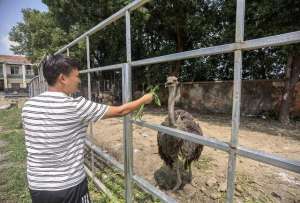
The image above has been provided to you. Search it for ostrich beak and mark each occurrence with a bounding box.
[165,81,174,88]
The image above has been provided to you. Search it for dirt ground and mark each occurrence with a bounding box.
[89,109,300,203]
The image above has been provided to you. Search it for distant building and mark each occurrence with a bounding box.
[0,55,37,96]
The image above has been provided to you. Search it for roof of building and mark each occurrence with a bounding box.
[0,55,32,65]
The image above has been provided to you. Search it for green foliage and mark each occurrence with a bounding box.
[221,0,300,80]
[88,165,161,202]
[9,9,71,62]
[8,0,299,81]
[133,85,161,120]
[0,108,31,203]
[0,107,22,130]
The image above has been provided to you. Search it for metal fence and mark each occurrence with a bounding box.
[28,0,300,202]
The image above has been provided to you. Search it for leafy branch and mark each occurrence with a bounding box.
[133,85,161,120]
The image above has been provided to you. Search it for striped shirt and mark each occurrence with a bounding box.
[22,91,108,191]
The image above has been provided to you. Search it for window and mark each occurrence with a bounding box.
[10,65,20,75]
[26,66,34,75]
[11,83,20,89]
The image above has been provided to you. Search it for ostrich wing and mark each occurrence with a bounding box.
[175,110,204,169]
[157,119,183,168]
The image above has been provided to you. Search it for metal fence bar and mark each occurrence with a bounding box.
[123,10,134,203]
[84,165,117,201]
[226,1,245,202]
[237,146,300,174]
[132,43,236,67]
[28,76,39,97]
[241,31,300,50]
[86,139,124,170]
[55,0,150,55]
[86,36,92,100]
[132,175,177,203]
[86,35,97,186]
[132,120,300,173]
[131,31,300,68]
[85,140,177,203]
[75,31,300,74]
[132,120,230,152]
[79,63,124,74]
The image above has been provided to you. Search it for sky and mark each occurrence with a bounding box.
[0,0,48,55]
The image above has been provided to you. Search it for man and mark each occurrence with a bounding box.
[22,54,153,203]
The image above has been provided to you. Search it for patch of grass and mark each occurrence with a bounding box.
[0,107,22,130]
[85,163,161,203]
[194,155,214,171]
[88,177,112,203]
[0,108,31,203]
[236,173,274,203]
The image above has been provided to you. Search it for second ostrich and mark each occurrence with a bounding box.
[157,76,204,191]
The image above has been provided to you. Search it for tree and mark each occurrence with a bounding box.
[218,0,300,124]
[9,9,73,62]
[244,0,300,124]
[9,0,299,123]
[143,0,223,77]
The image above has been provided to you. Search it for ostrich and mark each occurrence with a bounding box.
[157,76,204,191]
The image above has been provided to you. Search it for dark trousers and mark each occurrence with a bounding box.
[30,178,91,203]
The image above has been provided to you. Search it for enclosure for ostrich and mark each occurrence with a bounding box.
[27,0,300,202]
[85,105,300,202]
[78,69,300,202]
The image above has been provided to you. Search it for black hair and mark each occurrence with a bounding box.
[42,54,80,86]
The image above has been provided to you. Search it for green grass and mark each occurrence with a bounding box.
[86,163,161,203]
[194,155,214,171]
[88,176,112,203]
[0,107,31,203]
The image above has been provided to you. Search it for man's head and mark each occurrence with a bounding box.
[42,54,81,94]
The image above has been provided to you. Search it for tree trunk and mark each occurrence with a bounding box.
[170,19,184,77]
[279,54,300,125]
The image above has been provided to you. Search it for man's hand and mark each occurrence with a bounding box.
[103,93,154,118]
[142,93,153,104]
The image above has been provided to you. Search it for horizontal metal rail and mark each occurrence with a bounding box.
[55,0,150,54]
[132,120,230,152]
[79,63,124,74]
[85,139,177,203]
[131,31,300,67]
[241,31,300,50]
[132,120,300,174]
[237,146,300,173]
[132,43,237,67]
[77,31,300,74]
[84,165,117,201]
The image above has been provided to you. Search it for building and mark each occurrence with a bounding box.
[0,55,37,95]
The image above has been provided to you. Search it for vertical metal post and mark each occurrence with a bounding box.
[123,10,133,203]
[86,36,95,181]
[226,0,245,202]
[86,36,92,100]
[66,48,70,57]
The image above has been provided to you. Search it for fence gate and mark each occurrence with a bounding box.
[29,0,300,202]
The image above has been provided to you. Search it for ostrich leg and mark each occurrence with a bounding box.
[188,164,192,182]
[172,160,182,191]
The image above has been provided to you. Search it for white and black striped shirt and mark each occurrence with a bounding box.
[22,91,108,191]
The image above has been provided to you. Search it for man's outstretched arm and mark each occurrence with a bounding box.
[103,93,153,119]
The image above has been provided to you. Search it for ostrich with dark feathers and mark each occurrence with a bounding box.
[157,76,204,191]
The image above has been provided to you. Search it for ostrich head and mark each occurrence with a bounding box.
[165,76,180,126]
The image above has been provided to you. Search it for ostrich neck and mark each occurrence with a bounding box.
[168,85,177,126]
